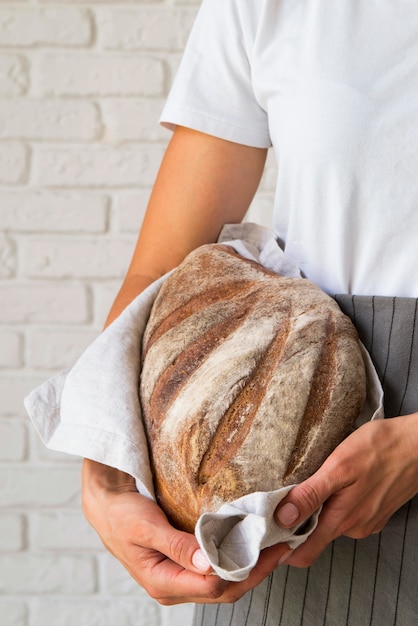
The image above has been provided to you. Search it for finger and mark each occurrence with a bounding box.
[279,511,335,569]
[275,464,343,528]
[126,498,213,574]
[244,542,292,587]
[140,552,228,603]
[137,515,213,575]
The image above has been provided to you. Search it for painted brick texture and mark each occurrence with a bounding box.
[0,2,275,625]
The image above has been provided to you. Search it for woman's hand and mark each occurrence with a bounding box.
[275,413,418,569]
[82,459,290,605]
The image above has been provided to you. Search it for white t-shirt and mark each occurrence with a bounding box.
[160,0,418,297]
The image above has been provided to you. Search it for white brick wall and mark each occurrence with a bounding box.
[0,2,276,625]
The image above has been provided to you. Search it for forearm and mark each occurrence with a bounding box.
[104,274,158,328]
[105,126,267,328]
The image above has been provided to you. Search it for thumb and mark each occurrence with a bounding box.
[131,495,214,575]
[275,472,335,528]
[155,521,213,574]
[192,548,213,573]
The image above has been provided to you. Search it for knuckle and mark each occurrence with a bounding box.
[130,514,163,547]
[348,524,382,540]
[156,597,176,607]
[296,482,324,512]
[347,528,369,540]
[299,556,317,569]
[167,532,190,564]
[292,553,318,569]
[146,586,167,603]
[226,592,244,604]
[222,587,247,604]
[205,579,229,601]
[133,521,152,546]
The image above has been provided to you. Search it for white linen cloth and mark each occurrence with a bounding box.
[24,223,384,582]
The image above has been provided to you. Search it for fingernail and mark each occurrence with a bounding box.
[278,549,293,566]
[277,503,300,526]
[192,549,211,572]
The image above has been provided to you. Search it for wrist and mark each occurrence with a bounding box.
[81,460,138,529]
[82,459,137,494]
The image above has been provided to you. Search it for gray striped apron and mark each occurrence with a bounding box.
[193,296,418,626]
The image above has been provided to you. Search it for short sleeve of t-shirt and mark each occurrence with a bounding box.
[160,0,271,148]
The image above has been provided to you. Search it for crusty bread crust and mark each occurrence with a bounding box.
[140,244,367,532]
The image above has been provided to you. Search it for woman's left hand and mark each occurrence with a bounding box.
[275,413,418,568]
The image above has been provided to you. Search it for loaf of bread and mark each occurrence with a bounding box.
[140,244,367,532]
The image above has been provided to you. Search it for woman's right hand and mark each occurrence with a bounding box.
[82,459,288,605]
